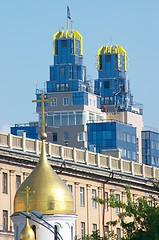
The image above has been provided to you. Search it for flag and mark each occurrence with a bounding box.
[67,6,71,19]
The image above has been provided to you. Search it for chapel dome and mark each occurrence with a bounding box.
[14,139,74,215]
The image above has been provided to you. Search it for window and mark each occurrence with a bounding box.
[53,132,57,142]
[104,81,110,88]
[61,39,67,48]
[132,135,136,143]
[116,228,121,239]
[104,226,109,238]
[115,194,120,213]
[69,112,75,125]
[132,152,136,160]
[80,187,85,206]
[148,200,152,207]
[152,156,155,164]
[127,134,130,142]
[3,210,8,231]
[76,112,83,125]
[61,113,68,125]
[81,222,85,240]
[127,150,131,159]
[54,113,60,126]
[60,84,65,91]
[60,67,65,76]
[16,175,21,190]
[92,223,97,232]
[3,173,8,194]
[89,113,94,121]
[106,55,111,62]
[63,97,70,106]
[51,98,57,106]
[92,189,97,208]
[104,192,109,211]
[47,115,53,127]
[63,132,69,141]
[136,138,139,152]
[78,132,85,142]
[68,184,73,193]
[57,84,68,91]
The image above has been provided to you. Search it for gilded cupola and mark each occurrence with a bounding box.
[14,94,74,215]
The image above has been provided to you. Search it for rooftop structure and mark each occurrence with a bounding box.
[95,45,143,114]
[11,14,149,166]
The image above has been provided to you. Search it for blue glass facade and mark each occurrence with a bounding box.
[142,131,159,167]
[47,36,86,93]
[94,46,143,114]
[11,123,38,140]
[87,122,137,161]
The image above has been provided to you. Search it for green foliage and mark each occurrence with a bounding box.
[85,230,108,240]
[95,186,159,240]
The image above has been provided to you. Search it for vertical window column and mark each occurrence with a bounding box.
[116,228,121,239]
[74,182,80,235]
[80,187,85,206]
[3,210,8,231]
[81,222,85,240]
[104,192,109,211]
[115,194,120,213]
[2,172,8,194]
[9,170,16,232]
[86,184,92,234]
[16,175,21,190]
[92,189,97,208]
[97,187,103,233]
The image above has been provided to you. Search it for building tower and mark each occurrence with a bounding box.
[47,29,86,93]
[95,45,140,113]
[35,25,105,149]
[89,45,144,162]
[10,21,144,164]
[11,94,77,240]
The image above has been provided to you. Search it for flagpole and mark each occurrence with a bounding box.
[66,6,71,32]
[66,17,68,31]
[71,20,73,32]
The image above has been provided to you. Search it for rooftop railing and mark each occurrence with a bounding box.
[0,132,159,180]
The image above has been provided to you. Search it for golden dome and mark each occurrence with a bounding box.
[14,138,74,214]
[20,218,35,240]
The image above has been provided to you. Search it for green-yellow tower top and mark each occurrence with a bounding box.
[53,29,83,56]
[96,45,127,71]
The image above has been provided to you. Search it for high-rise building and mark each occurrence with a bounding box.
[88,45,144,162]
[35,28,106,150]
[11,18,159,167]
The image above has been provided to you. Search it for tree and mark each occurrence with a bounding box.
[95,186,159,240]
[85,230,108,240]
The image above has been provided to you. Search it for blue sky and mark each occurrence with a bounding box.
[0,0,159,132]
